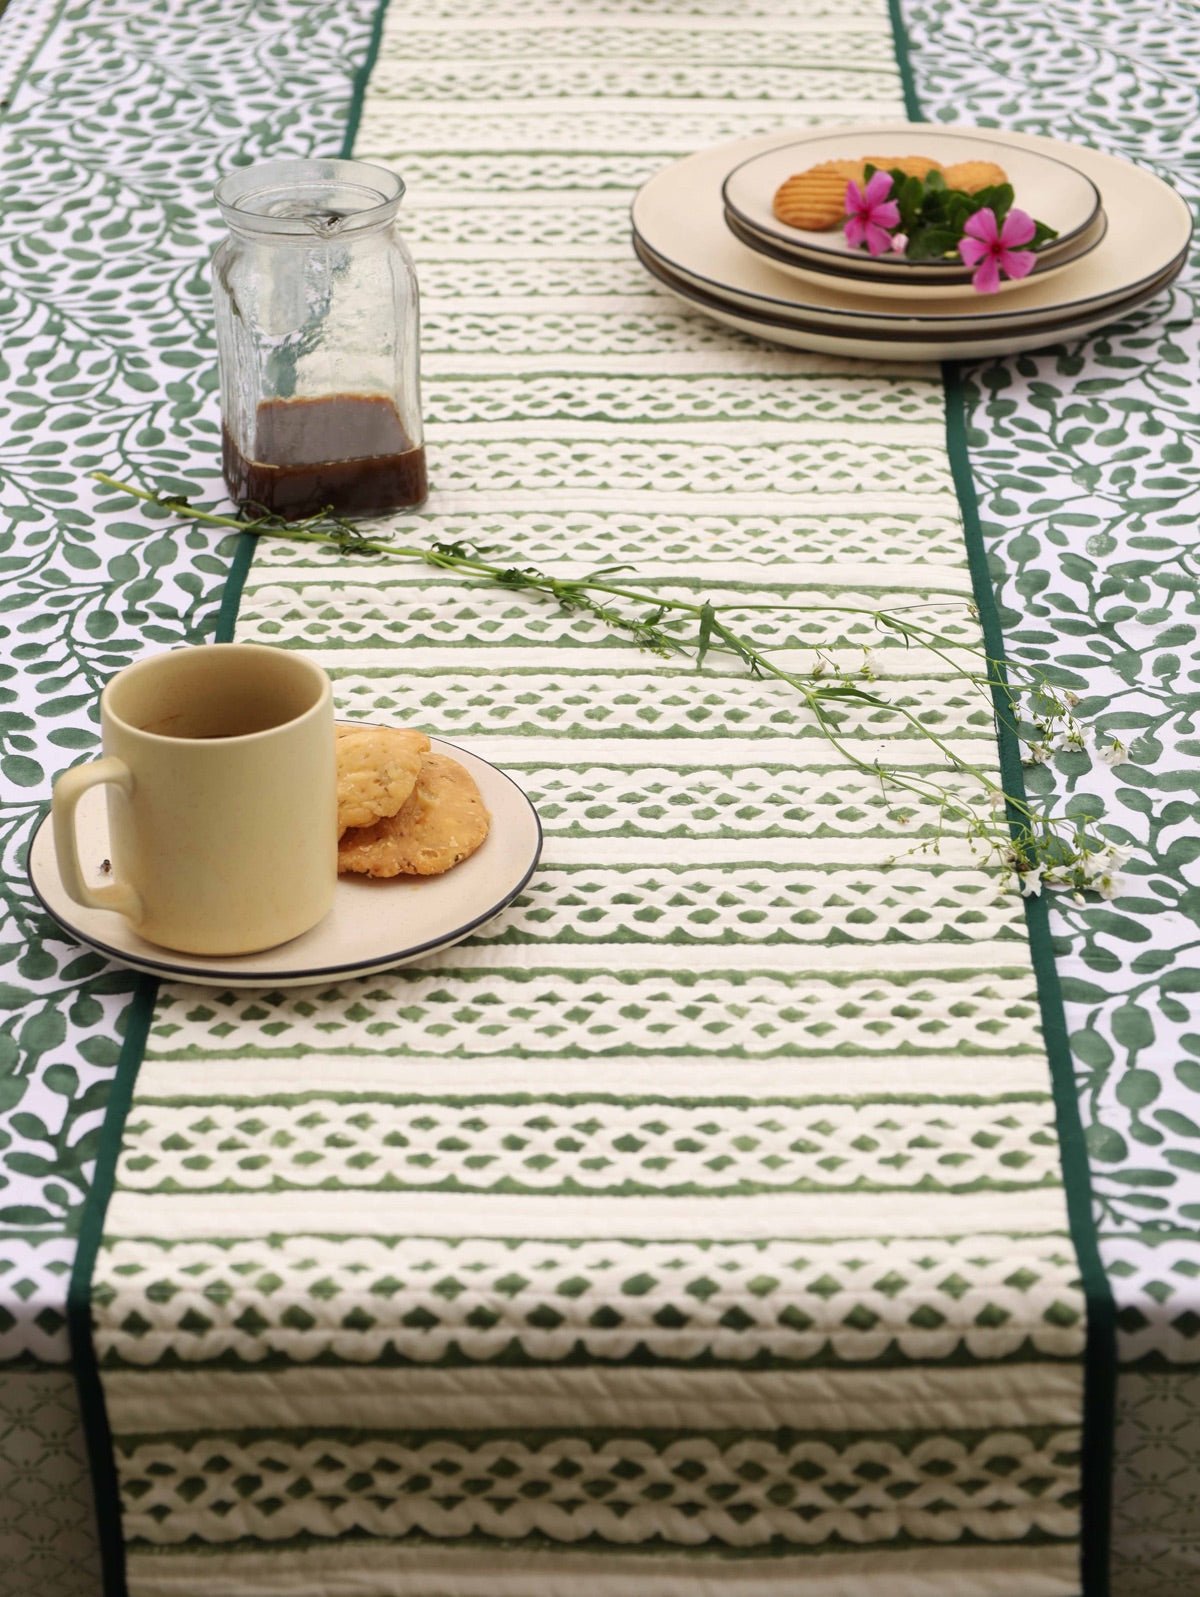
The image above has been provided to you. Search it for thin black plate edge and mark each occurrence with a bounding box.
[720,125,1104,267]
[27,736,544,987]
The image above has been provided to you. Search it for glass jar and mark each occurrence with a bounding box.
[212,157,426,520]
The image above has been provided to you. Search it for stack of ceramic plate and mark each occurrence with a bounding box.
[631,124,1190,361]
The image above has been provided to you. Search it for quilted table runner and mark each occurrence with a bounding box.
[70,0,1111,1593]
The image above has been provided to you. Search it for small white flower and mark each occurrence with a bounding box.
[1093,870,1119,900]
[1100,738,1126,765]
[1025,741,1051,765]
[1064,691,1081,708]
[1100,843,1132,871]
[1019,865,1045,897]
[1060,720,1089,751]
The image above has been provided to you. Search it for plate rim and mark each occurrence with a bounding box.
[27,734,544,987]
[634,225,1186,337]
[632,211,1187,330]
[631,123,1193,330]
[720,124,1104,272]
[633,232,1183,352]
[724,204,1110,293]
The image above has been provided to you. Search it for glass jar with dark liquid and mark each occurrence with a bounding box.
[212,159,426,520]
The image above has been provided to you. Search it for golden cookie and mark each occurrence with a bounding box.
[863,154,944,181]
[942,160,1008,194]
[338,753,491,878]
[772,160,864,231]
[335,724,430,838]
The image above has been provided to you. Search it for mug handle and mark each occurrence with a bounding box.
[52,757,144,923]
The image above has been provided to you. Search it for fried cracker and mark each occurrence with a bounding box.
[338,752,491,878]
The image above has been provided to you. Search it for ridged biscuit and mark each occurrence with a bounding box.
[338,752,491,878]
[772,155,947,232]
[772,160,864,231]
[942,159,1009,194]
[863,154,945,181]
[335,723,430,838]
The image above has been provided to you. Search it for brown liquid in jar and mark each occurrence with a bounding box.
[222,394,428,520]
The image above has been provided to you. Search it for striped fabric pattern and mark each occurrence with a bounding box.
[92,3,1093,1592]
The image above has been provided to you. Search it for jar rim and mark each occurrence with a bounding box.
[214,157,404,239]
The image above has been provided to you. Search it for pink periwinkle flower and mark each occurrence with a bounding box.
[891,232,909,255]
[844,171,900,257]
[958,206,1037,293]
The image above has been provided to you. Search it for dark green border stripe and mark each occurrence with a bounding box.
[945,364,1114,1597]
[211,0,391,644]
[886,0,924,122]
[213,527,257,644]
[887,5,1114,1592]
[66,5,398,1595]
[340,0,390,160]
[67,974,157,1597]
[0,0,69,116]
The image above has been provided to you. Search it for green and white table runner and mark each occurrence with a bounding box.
[4,0,1199,1591]
[77,2,1108,1594]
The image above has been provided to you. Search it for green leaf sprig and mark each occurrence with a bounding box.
[871,164,1059,262]
[92,474,1123,896]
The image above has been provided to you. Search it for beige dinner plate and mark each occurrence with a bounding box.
[634,234,1182,362]
[28,736,542,988]
[721,126,1103,282]
[725,204,1110,300]
[632,124,1191,337]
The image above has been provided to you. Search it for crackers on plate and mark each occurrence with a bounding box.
[336,725,491,879]
[771,154,1007,232]
[941,160,1009,194]
[336,724,429,837]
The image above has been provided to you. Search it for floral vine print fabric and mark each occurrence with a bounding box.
[0,0,379,1591]
[0,0,380,1349]
[901,0,1200,1588]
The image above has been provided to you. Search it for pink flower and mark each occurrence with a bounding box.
[958,207,1037,293]
[891,232,909,255]
[844,171,900,256]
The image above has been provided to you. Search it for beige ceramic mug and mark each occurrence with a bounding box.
[52,643,336,955]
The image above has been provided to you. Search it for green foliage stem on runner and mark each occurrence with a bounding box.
[94,473,1125,899]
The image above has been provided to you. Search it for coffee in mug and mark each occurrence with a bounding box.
[52,643,336,955]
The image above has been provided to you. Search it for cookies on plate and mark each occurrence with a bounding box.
[336,723,429,837]
[772,159,864,230]
[338,752,491,878]
[771,153,1002,233]
[863,154,944,181]
[941,159,1009,193]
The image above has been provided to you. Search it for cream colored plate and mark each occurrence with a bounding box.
[722,126,1101,280]
[28,737,542,988]
[635,235,1180,362]
[632,124,1191,334]
[725,205,1110,300]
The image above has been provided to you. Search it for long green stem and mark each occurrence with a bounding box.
[91,474,1108,883]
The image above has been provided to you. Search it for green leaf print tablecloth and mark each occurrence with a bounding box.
[0,0,1196,1593]
[74,2,1108,1595]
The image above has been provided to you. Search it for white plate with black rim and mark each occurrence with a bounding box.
[721,125,1103,283]
[632,124,1191,341]
[725,203,1110,300]
[634,233,1182,362]
[27,737,543,989]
